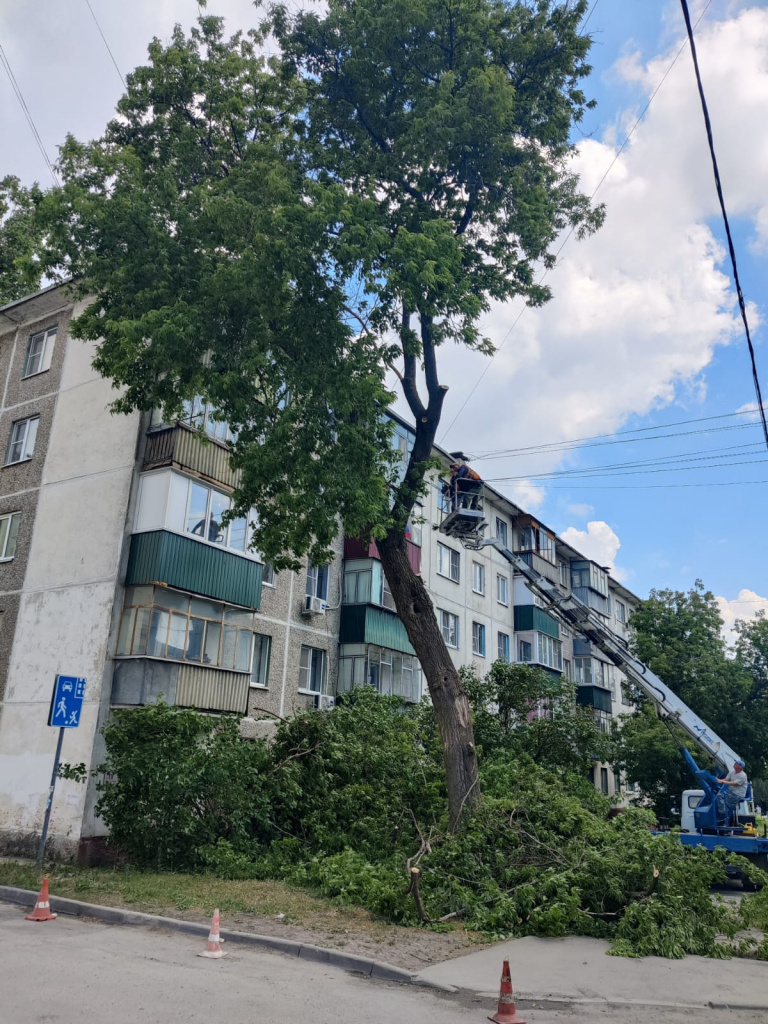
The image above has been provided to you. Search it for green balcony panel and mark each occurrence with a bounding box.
[576,686,613,713]
[514,605,559,639]
[340,605,415,655]
[126,530,262,609]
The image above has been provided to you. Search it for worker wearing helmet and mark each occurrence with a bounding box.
[716,759,748,825]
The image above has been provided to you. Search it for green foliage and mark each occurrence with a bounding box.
[57,761,88,784]
[615,581,768,815]
[464,661,609,773]
[0,176,46,305]
[96,693,767,957]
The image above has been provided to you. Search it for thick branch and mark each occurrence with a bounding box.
[400,308,426,421]
[421,315,440,398]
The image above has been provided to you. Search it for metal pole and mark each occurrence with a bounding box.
[37,727,64,867]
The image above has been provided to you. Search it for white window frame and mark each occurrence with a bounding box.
[250,633,271,687]
[472,561,485,595]
[299,645,326,693]
[496,573,509,606]
[472,621,486,657]
[536,633,562,671]
[495,518,508,547]
[23,327,56,378]
[306,562,330,601]
[6,416,39,465]
[439,609,459,648]
[497,631,510,663]
[0,512,21,561]
[616,600,626,624]
[518,639,532,663]
[436,542,460,583]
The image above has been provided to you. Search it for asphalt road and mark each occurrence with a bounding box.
[0,902,760,1024]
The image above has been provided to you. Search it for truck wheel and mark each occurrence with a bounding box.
[740,872,761,892]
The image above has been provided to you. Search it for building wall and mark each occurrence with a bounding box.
[0,293,141,857]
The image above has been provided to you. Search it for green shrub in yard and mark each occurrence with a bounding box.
[94,675,768,958]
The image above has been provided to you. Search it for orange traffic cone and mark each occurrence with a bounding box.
[489,959,526,1024]
[25,876,57,922]
[198,908,226,959]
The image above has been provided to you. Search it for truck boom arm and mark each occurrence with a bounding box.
[476,538,741,775]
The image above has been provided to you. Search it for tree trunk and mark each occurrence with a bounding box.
[378,527,481,831]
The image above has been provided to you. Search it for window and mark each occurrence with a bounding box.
[496,573,509,606]
[405,504,423,546]
[536,633,562,671]
[338,644,423,703]
[381,573,396,611]
[306,562,329,601]
[117,586,255,671]
[180,397,237,444]
[518,639,532,663]
[0,512,21,560]
[181,478,253,553]
[299,645,325,693]
[560,623,571,639]
[495,518,508,547]
[571,562,608,596]
[558,560,569,586]
[251,634,271,687]
[472,562,485,595]
[519,524,556,564]
[344,565,373,604]
[23,327,56,378]
[472,622,486,657]
[600,767,610,796]
[439,609,459,648]
[563,658,572,680]
[262,563,276,587]
[497,631,510,663]
[574,656,592,685]
[616,600,626,624]
[437,542,460,582]
[6,416,39,465]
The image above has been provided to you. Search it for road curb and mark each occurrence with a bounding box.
[0,885,455,992]
[441,987,768,1012]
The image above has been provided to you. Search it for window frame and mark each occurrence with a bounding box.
[518,639,532,663]
[299,644,326,694]
[6,415,40,465]
[495,518,508,547]
[0,512,21,561]
[439,609,459,648]
[472,561,485,595]
[23,327,56,378]
[496,573,509,606]
[472,621,486,657]
[306,562,330,601]
[436,542,460,583]
[497,631,510,663]
[250,633,272,688]
[615,600,626,624]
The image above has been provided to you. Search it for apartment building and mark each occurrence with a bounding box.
[0,284,639,859]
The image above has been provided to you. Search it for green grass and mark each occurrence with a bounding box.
[0,859,386,930]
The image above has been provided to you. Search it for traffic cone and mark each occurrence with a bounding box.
[198,908,226,959]
[488,959,526,1024]
[25,876,57,922]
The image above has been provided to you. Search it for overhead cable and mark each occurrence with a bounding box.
[84,0,126,88]
[678,0,768,451]
[0,42,59,185]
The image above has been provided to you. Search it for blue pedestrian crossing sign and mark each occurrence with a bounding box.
[48,675,86,728]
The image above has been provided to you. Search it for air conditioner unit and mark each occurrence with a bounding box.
[314,693,335,711]
[303,595,327,615]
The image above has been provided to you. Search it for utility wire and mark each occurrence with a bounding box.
[580,0,601,34]
[84,0,126,88]
[545,479,768,490]
[438,1,714,446]
[679,0,768,452]
[473,412,758,462]
[0,42,59,186]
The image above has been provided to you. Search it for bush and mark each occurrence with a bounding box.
[95,683,768,957]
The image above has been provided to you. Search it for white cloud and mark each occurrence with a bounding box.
[559,521,625,579]
[436,7,768,501]
[715,589,768,646]
[566,503,595,518]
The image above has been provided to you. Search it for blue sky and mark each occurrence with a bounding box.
[1,0,767,632]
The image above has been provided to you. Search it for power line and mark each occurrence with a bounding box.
[472,411,759,462]
[580,0,601,34]
[0,42,59,186]
[83,0,126,89]
[438,1,714,446]
[544,478,768,490]
[679,0,768,452]
[488,456,768,485]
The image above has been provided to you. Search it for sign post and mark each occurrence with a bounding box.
[38,676,86,866]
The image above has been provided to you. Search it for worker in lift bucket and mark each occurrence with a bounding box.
[716,759,749,825]
[448,461,482,511]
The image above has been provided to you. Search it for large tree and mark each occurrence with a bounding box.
[0,176,46,305]
[40,2,601,828]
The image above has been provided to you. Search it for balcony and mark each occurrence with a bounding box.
[514,604,559,639]
[144,424,239,490]
[126,530,262,610]
[515,549,559,584]
[112,659,249,714]
[340,605,416,656]
[343,535,421,574]
[572,587,610,617]
[576,685,613,714]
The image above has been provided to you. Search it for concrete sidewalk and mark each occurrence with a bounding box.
[415,935,768,1009]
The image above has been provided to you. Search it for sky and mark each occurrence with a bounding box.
[1,0,767,639]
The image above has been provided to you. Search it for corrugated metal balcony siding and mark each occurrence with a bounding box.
[340,605,416,655]
[176,665,250,714]
[343,536,421,574]
[126,530,262,609]
[516,550,559,583]
[576,685,613,714]
[144,425,240,489]
[513,604,560,639]
[572,587,610,617]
